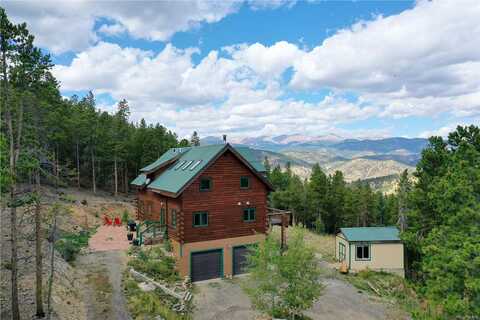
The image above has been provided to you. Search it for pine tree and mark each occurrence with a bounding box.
[190,131,200,146]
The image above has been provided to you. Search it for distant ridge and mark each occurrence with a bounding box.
[200,134,427,189]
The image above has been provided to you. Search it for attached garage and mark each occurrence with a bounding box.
[233,246,249,275]
[190,249,223,282]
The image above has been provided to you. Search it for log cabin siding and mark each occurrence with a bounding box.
[181,150,269,243]
[137,189,182,242]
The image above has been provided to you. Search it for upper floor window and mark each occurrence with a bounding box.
[243,207,256,222]
[171,209,177,228]
[240,176,250,189]
[200,177,212,191]
[193,211,208,227]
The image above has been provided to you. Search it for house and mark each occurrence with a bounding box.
[335,226,404,277]
[130,143,274,282]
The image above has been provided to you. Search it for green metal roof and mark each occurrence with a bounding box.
[140,147,190,172]
[235,146,266,172]
[148,144,225,194]
[130,173,147,186]
[340,226,400,242]
[131,144,271,196]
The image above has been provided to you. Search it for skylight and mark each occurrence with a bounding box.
[182,160,194,170]
[174,160,186,170]
[190,160,202,170]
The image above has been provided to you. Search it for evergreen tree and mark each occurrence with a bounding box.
[190,131,200,146]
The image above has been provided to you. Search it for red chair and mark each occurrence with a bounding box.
[103,216,113,226]
[114,217,122,226]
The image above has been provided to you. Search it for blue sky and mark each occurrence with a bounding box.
[5,0,479,140]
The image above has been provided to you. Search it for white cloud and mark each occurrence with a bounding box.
[419,118,480,138]
[3,0,297,54]
[98,23,126,37]
[291,0,480,119]
[225,41,304,78]
[52,40,377,137]
[3,1,240,53]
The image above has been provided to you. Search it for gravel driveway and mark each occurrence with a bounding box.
[193,275,406,320]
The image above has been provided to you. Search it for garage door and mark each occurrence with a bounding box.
[191,249,222,282]
[233,246,249,275]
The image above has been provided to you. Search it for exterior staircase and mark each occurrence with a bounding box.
[136,220,166,245]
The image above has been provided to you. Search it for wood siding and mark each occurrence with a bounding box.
[137,189,182,242]
[181,150,269,243]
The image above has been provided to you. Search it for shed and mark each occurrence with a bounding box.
[335,226,404,277]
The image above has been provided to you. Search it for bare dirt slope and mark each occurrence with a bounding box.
[1,186,135,320]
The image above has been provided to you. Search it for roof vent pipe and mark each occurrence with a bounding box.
[223,134,227,144]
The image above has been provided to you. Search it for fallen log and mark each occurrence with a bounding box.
[366,280,381,296]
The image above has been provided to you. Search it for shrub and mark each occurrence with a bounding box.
[244,229,323,319]
[60,194,76,203]
[55,230,91,262]
[121,210,129,225]
[164,239,172,252]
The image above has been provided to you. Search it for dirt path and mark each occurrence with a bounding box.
[76,225,132,320]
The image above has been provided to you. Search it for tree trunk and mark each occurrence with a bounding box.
[114,156,118,197]
[10,187,20,320]
[55,145,59,182]
[124,163,128,194]
[35,170,45,317]
[46,214,57,320]
[76,141,80,189]
[91,147,96,194]
[2,21,23,320]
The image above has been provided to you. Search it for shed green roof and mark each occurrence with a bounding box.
[339,226,400,242]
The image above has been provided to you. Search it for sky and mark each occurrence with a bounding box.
[3,0,480,140]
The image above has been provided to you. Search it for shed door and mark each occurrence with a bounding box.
[233,246,249,275]
[191,250,222,282]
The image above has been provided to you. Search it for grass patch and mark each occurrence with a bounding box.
[87,270,113,317]
[123,272,192,320]
[343,270,423,319]
[271,225,336,262]
[55,229,92,262]
[127,246,181,285]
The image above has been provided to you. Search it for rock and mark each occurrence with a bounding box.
[138,282,156,292]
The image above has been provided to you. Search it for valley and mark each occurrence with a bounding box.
[201,134,425,189]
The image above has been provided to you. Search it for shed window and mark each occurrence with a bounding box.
[171,209,177,228]
[339,243,346,261]
[199,177,212,191]
[240,176,250,189]
[356,244,370,260]
[243,208,256,222]
[193,212,208,227]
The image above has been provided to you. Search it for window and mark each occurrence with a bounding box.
[339,243,346,261]
[182,160,194,170]
[355,244,370,260]
[193,212,208,227]
[171,209,177,228]
[174,160,186,170]
[243,208,256,222]
[199,177,212,191]
[190,160,202,170]
[240,176,250,189]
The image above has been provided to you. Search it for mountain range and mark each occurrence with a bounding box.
[201,134,428,191]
